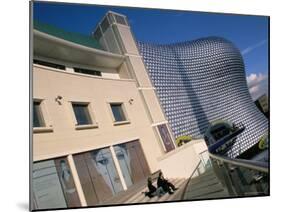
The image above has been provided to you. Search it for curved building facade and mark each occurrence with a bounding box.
[137,37,268,157]
[32,10,268,209]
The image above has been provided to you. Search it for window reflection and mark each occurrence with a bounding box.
[33,101,45,127]
[32,158,80,210]
[91,148,123,194]
[114,144,133,187]
[72,103,92,125]
[59,160,76,194]
[110,103,126,122]
[33,160,67,209]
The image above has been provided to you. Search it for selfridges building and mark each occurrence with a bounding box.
[137,37,268,158]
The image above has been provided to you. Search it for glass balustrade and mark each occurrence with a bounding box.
[210,154,269,197]
[182,150,269,200]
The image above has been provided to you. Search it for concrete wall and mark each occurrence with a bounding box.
[104,14,177,148]
[116,25,139,54]
[33,65,165,173]
[157,139,207,178]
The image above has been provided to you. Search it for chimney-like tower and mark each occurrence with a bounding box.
[92,11,176,152]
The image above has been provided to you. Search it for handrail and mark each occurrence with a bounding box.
[180,160,202,200]
[209,152,268,173]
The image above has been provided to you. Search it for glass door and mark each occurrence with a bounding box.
[91,148,123,194]
[73,147,124,205]
[114,140,150,187]
[33,158,81,209]
[114,144,133,187]
[33,160,67,209]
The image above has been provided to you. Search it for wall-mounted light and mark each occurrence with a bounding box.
[129,98,134,105]
[55,95,63,105]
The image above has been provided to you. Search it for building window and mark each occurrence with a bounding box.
[72,103,93,125]
[100,17,110,33]
[34,59,65,70]
[113,141,150,187]
[73,67,101,77]
[110,103,127,122]
[73,147,124,205]
[33,101,45,128]
[32,158,81,210]
[157,124,175,152]
[114,14,127,26]
[93,26,102,40]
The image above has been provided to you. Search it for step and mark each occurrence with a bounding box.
[127,178,187,204]
[126,180,161,204]
[185,182,225,199]
[188,171,217,186]
[180,166,233,201]
[103,179,147,205]
[145,178,179,203]
[189,189,230,200]
[187,177,221,192]
[137,179,180,203]
[165,179,188,202]
[146,178,184,203]
[125,187,150,203]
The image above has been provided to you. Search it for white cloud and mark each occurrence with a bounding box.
[242,39,267,56]
[247,73,266,88]
[249,86,259,93]
[246,73,268,100]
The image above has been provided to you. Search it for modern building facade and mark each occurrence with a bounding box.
[32,10,268,210]
[255,94,269,118]
[137,38,268,158]
[32,11,207,210]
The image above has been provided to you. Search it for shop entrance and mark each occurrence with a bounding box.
[73,140,150,206]
[113,140,150,187]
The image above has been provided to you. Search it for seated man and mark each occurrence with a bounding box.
[157,172,178,194]
[143,177,165,198]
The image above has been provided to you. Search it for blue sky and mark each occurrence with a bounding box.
[33,2,269,100]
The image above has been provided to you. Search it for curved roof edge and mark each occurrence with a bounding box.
[34,30,125,69]
[34,20,103,50]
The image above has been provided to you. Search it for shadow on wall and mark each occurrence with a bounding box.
[172,48,209,136]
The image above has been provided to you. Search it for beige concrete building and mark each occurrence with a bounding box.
[32,11,207,210]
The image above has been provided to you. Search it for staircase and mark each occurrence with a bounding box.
[101,177,187,205]
[124,178,187,204]
[182,168,230,200]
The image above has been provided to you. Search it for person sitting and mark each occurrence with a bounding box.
[157,172,178,194]
[143,177,165,198]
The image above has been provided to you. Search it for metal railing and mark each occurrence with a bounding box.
[180,150,213,199]
[181,150,269,199]
[209,152,269,197]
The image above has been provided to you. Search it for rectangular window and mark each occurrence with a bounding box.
[32,158,81,210]
[113,140,150,187]
[107,13,115,24]
[34,59,65,70]
[157,124,175,152]
[33,101,45,128]
[114,14,127,26]
[72,103,92,125]
[110,103,127,122]
[93,26,102,40]
[73,147,123,205]
[73,67,101,77]
[100,17,110,33]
